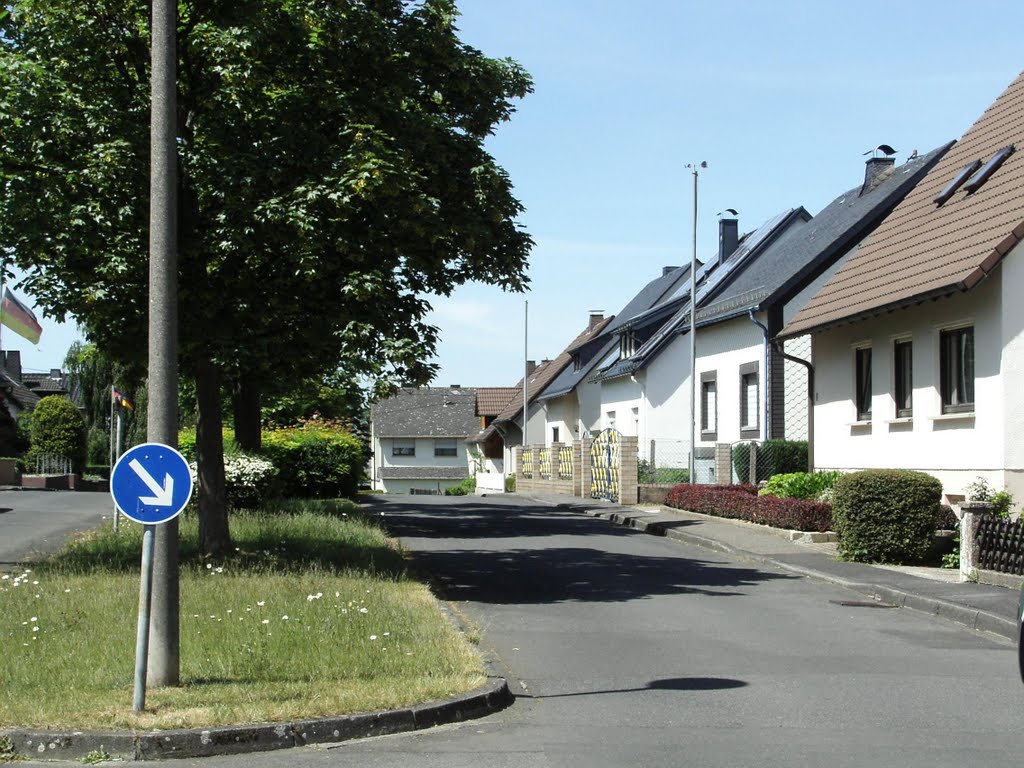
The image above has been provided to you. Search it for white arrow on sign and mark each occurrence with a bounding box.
[129,458,174,507]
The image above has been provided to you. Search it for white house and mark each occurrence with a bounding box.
[783,71,1024,502]
[369,386,480,494]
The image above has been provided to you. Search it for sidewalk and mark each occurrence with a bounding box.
[519,492,1022,643]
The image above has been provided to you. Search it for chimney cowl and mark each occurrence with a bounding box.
[662,266,681,277]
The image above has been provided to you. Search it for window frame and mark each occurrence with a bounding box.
[854,345,872,422]
[939,325,975,414]
[700,370,718,440]
[433,438,458,458]
[893,338,913,418]
[739,361,760,439]
[392,439,416,457]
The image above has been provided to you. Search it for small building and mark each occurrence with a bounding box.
[369,386,480,494]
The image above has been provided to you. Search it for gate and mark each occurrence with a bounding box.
[590,428,621,502]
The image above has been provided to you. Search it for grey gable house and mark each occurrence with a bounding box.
[369,386,480,494]
[615,144,953,476]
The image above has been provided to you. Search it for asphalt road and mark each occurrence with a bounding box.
[0,489,112,569]
[163,494,1023,768]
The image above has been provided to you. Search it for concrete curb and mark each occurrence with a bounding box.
[561,502,1019,643]
[1,677,513,762]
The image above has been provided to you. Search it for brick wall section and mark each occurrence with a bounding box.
[715,443,732,484]
[515,443,574,495]
[620,435,639,504]
[580,438,593,498]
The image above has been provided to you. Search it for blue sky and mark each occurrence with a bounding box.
[9,0,1023,385]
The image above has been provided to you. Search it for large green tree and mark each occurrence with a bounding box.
[0,0,532,554]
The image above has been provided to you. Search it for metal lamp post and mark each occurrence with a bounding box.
[685,161,706,483]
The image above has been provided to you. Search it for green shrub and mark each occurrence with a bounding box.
[732,440,808,483]
[261,420,366,499]
[832,469,942,564]
[964,476,1015,519]
[505,473,516,493]
[444,476,476,496]
[760,470,843,501]
[639,459,690,484]
[27,395,87,473]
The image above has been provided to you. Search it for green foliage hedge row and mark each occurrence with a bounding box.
[732,440,807,483]
[832,469,942,564]
[179,420,366,503]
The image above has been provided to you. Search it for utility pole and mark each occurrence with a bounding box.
[147,0,180,687]
[686,162,706,483]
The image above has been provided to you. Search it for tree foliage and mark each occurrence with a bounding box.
[27,395,87,473]
[0,0,532,553]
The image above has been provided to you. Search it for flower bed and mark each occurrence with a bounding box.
[664,483,833,533]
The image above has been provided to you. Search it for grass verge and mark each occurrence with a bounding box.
[0,499,484,730]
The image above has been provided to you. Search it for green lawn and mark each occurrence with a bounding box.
[0,500,483,730]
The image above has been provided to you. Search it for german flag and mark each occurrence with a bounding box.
[113,389,134,410]
[1,288,42,344]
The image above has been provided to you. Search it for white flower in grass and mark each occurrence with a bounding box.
[359,607,368,614]
[257,601,265,606]
[30,617,37,622]
[206,563,212,569]
[32,626,39,633]
[369,635,378,641]
[282,615,289,620]
[261,619,270,625]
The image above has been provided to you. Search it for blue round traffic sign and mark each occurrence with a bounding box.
[110,443,194,525]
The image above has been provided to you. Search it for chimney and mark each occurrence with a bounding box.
[3,351,22,382]
[526,360,537,375]
[588,310,605,329]
[718,216,739,264]
[862,156,895,194]
[662,266,680,276]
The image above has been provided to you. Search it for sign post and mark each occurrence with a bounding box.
[110,443,193,712]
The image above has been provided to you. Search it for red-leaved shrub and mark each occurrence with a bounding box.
[664,483,833,533]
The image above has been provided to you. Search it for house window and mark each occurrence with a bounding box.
[854,346,872,421]
[700,371,717,439]
[434,438,457,457]
[739,362,759,438]
[940,326,974,413]
[894,339,913,418]
[552,426,560,444]
[572,353,582,373]
[606,410,616,431]
[392,439,415,457]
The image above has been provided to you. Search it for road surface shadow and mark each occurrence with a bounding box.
[520,676,749,699]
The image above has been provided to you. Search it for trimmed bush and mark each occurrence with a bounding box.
[261,420,366,499]
[832,469,942,564]
[760,470,843,501]
[732,440,808,483]
[27,395,87,473]
[665,483,832,533]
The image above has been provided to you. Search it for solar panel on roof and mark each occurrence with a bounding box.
[963,145,1015,194]
[933,159,982,206]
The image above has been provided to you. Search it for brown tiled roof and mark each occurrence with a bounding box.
[493,316,613,424]
[475,387,518,417]
[783,71,1024,337]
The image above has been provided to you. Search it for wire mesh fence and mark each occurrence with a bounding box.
[639,439,692,485]
[780,335,812,442]
[34,453,72,475]
[729,439,809,484]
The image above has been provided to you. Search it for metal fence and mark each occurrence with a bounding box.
[779,335,812,444]
[976,516,1024,575]
[640,439,692,485]
[35,453,72,475]
[729,440,809,484]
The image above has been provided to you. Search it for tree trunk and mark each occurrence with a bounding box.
[195,355,231,556]
[233,379,262,451]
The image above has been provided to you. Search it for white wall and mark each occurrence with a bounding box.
[599,376,642,437]
[374,436,471,493]
[693,317,765,447]
[541,394,579,446]
[645,332,693,442]
[1001,242,1024,498]
[812,269,1008,499]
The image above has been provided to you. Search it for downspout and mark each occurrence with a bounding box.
[748,309,816,471]
[748,309,772,441]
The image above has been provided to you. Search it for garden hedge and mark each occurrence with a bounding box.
[732,440,808,483]
[665,482,832,533]
[831,469,942,563]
